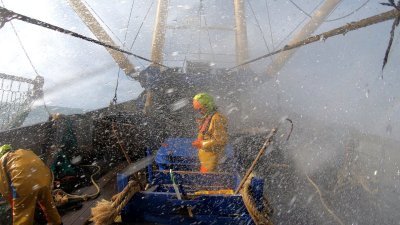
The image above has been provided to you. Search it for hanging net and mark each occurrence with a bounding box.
[0,73,43,131]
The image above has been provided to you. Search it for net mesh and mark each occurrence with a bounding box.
[0,73,43,131]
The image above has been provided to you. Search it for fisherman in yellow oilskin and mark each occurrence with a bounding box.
[192,93,228,173]
[0,144,62,225]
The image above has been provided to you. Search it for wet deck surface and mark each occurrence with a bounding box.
[62,162,127,225]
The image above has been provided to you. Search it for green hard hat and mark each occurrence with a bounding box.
[0,144,12,159]
[193,93,216,114]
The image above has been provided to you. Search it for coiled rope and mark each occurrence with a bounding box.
[90,180,141,225]
[52,164,101,207]
[240,174,273,225]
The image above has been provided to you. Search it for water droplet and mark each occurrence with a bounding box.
[307,194,314,204]
[170,98,189,111]
[71,155,82,165]
[32,184,40,191]
[288,195,297,206]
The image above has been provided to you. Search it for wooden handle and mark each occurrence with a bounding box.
[234,128,277,194]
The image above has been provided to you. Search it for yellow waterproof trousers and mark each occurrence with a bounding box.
[0,149,61,225]
[198,149,219,172]
[12,185,61,225]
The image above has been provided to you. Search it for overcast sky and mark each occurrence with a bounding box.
[0,0,399,138]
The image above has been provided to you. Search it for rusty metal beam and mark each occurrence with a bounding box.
[266,0,341,76]
[67,0,136,75]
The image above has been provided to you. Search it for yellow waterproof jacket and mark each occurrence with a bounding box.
[197,112,228,172]
[0,149,52,199]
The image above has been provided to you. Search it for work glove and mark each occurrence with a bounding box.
[192,138,203,149]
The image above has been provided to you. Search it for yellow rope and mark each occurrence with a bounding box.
[240,174,273,225]
[52,164,101,206]
[306,174,344,225]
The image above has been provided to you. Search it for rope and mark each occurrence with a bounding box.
[82,0,123,44]
[247,0,272,54]
[42,95,51,117]
[265,0,275,50]
[240,174,273,225]
[111,122,132,164]
[326,0,370,22]
[197,0,203,60]
[182,28,195,70]
[306,173,344,225]
[114,181,140,213]
[288,0,313,19]
[83,0,154,76]
[110,122,144,190]
[196,0,215,62]
[90,180,141,225]
[275,0,325,49]
[128,0,154,52]
[288,0,371,22]
[112,0,135,105]
[127,0,154,68]
[203,16,216,62]
[0,6,169,69]
[1,0,39,77]
[228,9,400,71]
[52,164,101,207]
[111,71,120,105]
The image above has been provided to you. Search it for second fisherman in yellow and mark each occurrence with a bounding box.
[192,93,228,173]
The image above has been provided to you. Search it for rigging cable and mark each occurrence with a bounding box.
[201,3,216,63]
[275,0,325,49]
[247,0,272,58]
[0,6,169,69]
[265,0,275,50]
[288,0,371,23]
[227,8,400,71]
[288,0,313,18]
[83,0,123,44]
[182,28,196,71]
[83,0,155,74]
[197,0,203,60]
[325,0,345,21]
[203,17,216,63]
[83,0,151,74]
[287,0,344,20]
[306,173,345,225]
[128,0,155,71]
[326,0,370,22]
[274,0,325,114]
[0,0,51,117]
[113,0,135,105]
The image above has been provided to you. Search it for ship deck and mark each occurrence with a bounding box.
[62,162,126,225]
